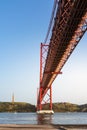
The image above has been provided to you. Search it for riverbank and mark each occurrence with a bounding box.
[0,124,87,130]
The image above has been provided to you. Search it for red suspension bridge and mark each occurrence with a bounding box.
[37,0,87,113]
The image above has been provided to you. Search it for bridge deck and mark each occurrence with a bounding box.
[40,0,87,99]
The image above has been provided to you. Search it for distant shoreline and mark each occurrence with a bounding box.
[0,102,87,112]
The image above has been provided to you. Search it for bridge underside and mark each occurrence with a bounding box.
[37,0,87,111]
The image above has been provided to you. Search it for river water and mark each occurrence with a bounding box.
[0,112,87,125]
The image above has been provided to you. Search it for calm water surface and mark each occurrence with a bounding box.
[0,112,87,125]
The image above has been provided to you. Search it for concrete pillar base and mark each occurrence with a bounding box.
[37,110,54,114]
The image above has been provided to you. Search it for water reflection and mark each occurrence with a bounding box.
[37,114,53,125]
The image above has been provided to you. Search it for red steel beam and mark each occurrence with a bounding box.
[37,0,87,111]
[41,0,87,95]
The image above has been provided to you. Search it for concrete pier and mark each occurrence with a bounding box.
[37,110,54,114]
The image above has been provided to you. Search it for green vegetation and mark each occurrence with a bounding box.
[52,102,79,112]
[42,102,87,112]
[0,102,87,112]
[0,102,36,112]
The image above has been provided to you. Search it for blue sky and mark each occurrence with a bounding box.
[0,0,87,105]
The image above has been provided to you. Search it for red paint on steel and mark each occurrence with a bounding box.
[37,0,87,111]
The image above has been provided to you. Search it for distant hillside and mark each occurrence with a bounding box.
[79,104,87,112]
[0,102,87,112]
[52,102,79,112]
[42,102,87,112]
[0,102,36,112]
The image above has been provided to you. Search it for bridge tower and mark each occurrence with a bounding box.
[37,43,54,114]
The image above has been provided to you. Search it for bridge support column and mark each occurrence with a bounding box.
[39,87,42,110]
[37,43,54,114]
[50,85,52,110]
[37,85,54,114]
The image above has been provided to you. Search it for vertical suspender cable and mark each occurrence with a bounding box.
[44,0,59,43]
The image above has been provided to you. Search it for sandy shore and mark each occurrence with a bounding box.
[0,124,87,130]
[54,124,87,129]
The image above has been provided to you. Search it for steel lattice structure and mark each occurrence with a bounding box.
[37,0,87,111]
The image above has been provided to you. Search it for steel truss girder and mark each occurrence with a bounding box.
[37,0,87,111]
[42,0,87,89]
